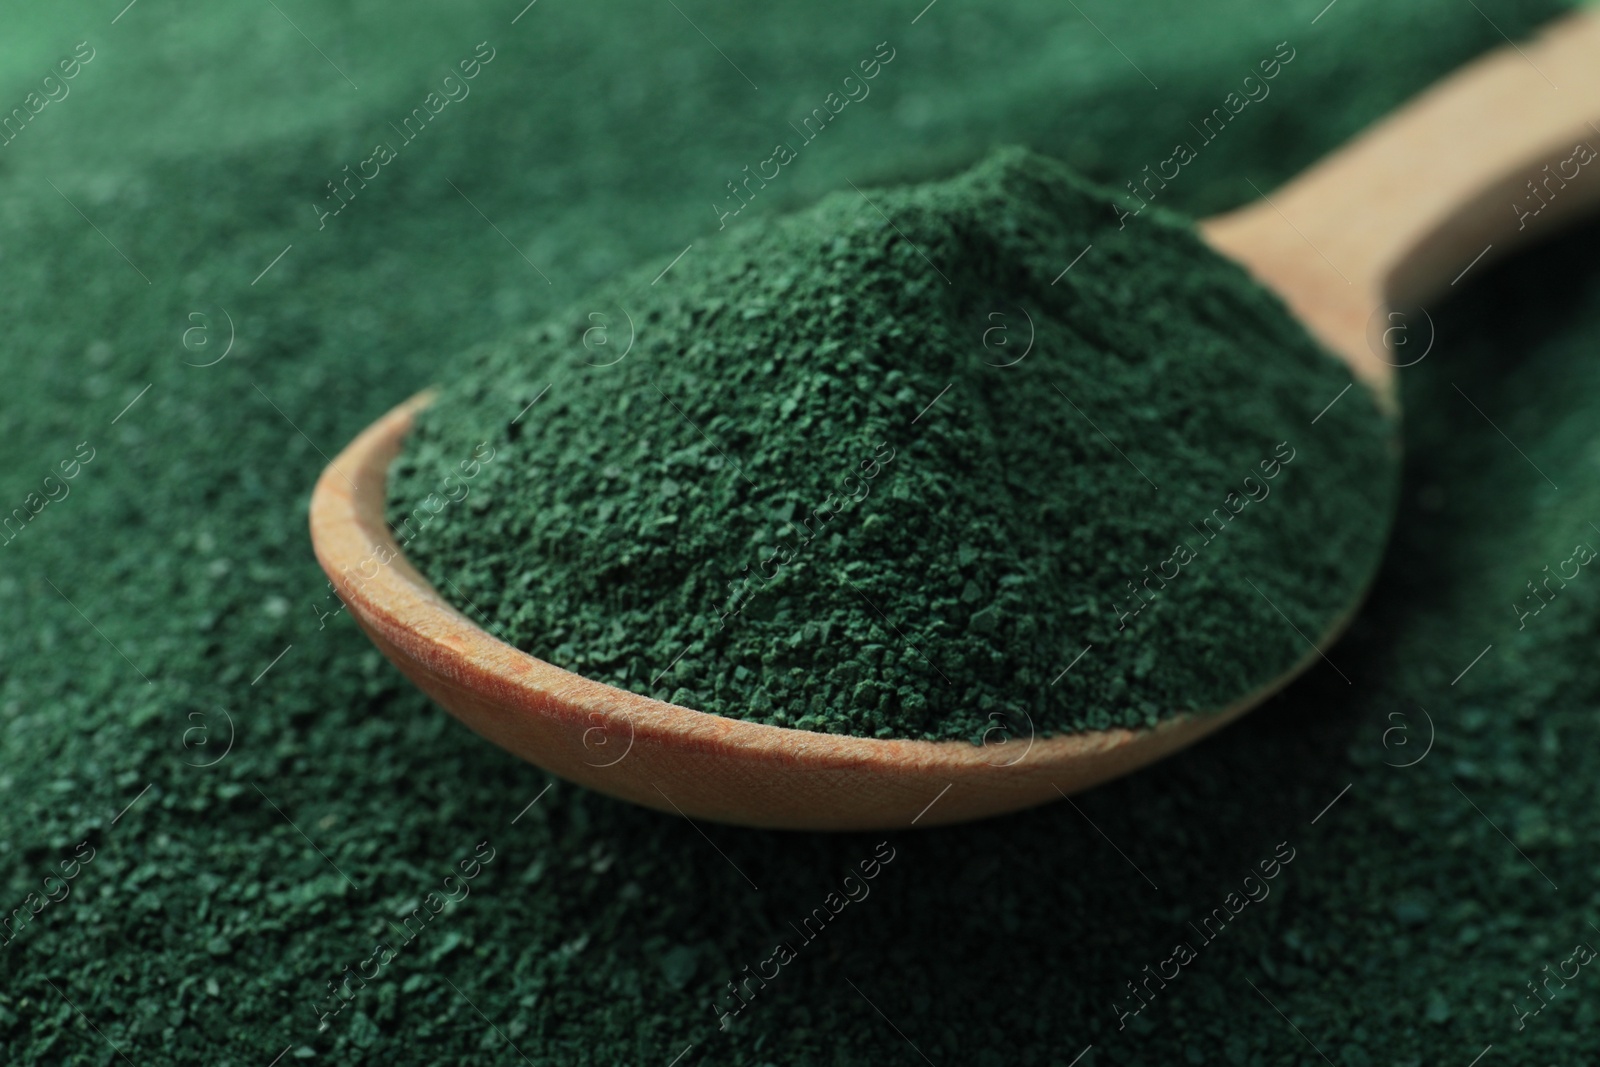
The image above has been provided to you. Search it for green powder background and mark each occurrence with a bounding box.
[0,1,1593,1065]
[387,148,1393,741]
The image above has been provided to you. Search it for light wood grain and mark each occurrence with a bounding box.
[1203,10,1600,409]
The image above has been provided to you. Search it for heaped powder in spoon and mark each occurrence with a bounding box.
[387,147,1395,743]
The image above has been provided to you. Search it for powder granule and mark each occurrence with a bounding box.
[390,147,1395,741]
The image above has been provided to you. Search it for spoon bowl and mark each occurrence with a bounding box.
[311,390,1356,830]
[311,11,1600,830]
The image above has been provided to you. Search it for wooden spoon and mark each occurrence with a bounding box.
[311,12,1600,830]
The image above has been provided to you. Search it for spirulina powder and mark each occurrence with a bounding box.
[390,147,1394,742]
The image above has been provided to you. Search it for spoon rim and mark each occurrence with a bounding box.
[309,390,1361,827]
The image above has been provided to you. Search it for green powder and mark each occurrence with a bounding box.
[0,1,1585,1064]
[389,148,1395,741]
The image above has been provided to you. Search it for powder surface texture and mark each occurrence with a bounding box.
[0,1,1583,1064]
[390,148,1395,742]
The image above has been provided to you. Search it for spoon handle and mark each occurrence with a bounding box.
[1205,11,1600,392]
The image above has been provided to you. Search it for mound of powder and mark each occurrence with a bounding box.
[388,147,1395,742]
